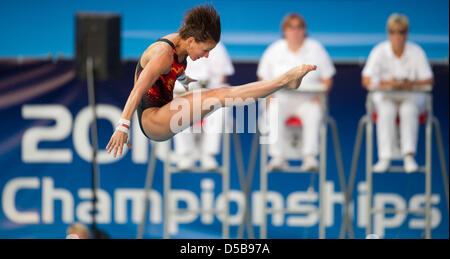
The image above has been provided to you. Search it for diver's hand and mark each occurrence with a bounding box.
[178,73,197,91]
[106,118,133,158]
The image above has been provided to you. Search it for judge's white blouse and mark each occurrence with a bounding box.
[362,41,433,111]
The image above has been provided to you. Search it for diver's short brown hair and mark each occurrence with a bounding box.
[178,4,221,43]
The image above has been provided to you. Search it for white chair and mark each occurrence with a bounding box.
[259,90,348,239]
[346,86,449,239]
[162,122,231,239]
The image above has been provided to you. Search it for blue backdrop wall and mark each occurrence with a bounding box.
[0,0,448,60]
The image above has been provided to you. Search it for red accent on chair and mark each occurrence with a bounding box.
[194,120,205,127]
[285,116,303,127]
[372,112,428,124]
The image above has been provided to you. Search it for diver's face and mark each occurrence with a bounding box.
[188,38,217,60]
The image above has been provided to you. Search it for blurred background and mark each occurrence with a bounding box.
[0,0,448,239]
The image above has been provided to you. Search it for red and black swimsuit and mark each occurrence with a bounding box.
[135,38,187,138]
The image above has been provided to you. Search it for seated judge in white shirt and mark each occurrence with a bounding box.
[257,13,336,171]
[173,41,235,170]
[362,13,434,173]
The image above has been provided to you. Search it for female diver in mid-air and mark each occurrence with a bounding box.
[106,4,316,157]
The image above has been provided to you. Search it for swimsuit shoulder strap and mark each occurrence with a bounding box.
[156,38,176,50]
[155,38,187,66]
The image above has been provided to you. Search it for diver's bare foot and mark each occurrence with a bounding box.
[284,65,317,89]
